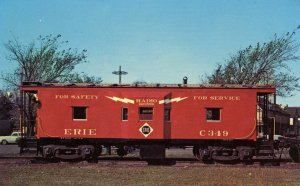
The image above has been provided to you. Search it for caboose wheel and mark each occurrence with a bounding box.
[289,144,300,163]
[117,146,127,157]
[193,146,201,160]
[193,146,212,163]
[193,146,206,160]
[92,145,102,159]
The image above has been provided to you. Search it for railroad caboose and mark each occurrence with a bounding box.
[20,81,276,162]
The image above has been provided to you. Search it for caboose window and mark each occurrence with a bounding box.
[139,107,153,120]
[122,107,128,121]
[206,108,221,121]
[164,108,171,122]
[73,107,87,120]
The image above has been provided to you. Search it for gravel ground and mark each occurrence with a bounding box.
[0,145,20,155]
[0,145,299,186]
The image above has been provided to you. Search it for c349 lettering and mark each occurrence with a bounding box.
[199,130,229,137]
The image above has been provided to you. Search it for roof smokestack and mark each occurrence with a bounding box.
[183,76,188,85]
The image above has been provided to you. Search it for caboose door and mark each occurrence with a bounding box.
[163,93,172,139]
[136,93,172,140]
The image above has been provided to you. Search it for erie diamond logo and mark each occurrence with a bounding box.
[139,123,153,137]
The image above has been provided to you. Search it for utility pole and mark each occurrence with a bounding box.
[20,66,24,136]
[112,66,128,84]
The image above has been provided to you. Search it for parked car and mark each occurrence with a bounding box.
[0,132,21,145]
[274,135,283,141]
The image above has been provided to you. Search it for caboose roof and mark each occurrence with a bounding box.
[21,81,275,90]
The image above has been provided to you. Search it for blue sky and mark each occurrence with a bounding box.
[0,0,300,106]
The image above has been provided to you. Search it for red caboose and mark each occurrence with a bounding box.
[21,82,275,162]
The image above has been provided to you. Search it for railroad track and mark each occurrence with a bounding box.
[0,155,298,169]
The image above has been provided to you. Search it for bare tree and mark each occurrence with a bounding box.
[204,29,300,97]
[1,34,90,136]
[2,34,88,87]
[0,91,13,120]
[62,72,103,84]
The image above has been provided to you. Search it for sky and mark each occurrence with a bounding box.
[0,0,300,106]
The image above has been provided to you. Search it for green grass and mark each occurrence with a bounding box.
[2,162,299,186]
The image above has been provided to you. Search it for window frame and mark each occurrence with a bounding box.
[122,107,129,121]
[72,106,88,121]
[206,107,222,122]
[139,107,154,121]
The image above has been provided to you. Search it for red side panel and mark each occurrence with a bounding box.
[27,86,274,141]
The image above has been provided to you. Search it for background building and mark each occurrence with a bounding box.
[286,107,300,136]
